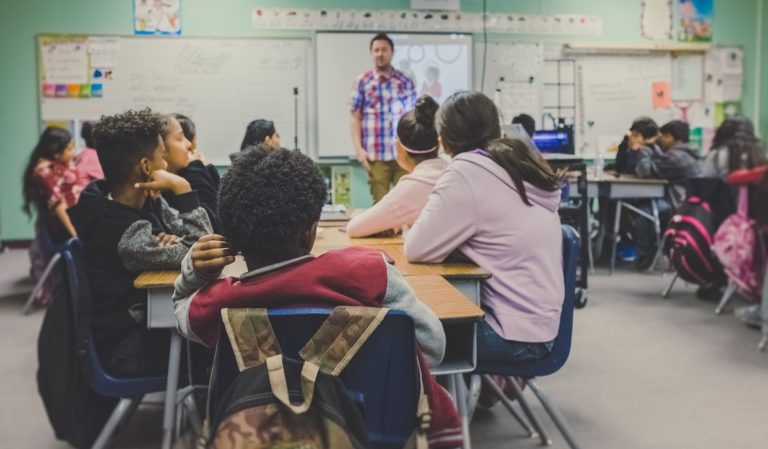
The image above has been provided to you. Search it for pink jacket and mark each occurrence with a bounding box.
[346,158,447,237]
[75,147,104,184]
[405,151,564,343]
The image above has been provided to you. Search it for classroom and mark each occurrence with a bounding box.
[1,0,767,448]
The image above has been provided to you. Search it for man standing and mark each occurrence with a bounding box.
[350,33,417,203]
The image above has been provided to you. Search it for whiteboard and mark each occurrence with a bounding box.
[316,32,472,158]
[576,54,674,156]
[40,36,311,164]
[473,42,545,126]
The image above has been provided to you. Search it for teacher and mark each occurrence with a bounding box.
[350,33,417,203]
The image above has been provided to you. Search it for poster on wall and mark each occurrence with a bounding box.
[134,0,182,35]
[675,0,713,42]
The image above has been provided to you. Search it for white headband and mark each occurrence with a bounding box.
[402,143,438,154]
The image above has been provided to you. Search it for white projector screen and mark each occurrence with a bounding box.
[316,32,473,158]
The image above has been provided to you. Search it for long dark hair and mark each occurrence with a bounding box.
[397,95,439,162]
[23,127,72,216]
[712,117,766,172]
[240,119,276,150]
[436,91,560,205]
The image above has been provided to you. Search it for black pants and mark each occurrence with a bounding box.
[103,328,170,377]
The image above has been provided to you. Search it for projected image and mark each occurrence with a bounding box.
[391,34,471,104]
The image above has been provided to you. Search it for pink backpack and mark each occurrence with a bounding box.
[712,185,767,301]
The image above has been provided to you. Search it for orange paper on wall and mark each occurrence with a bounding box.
[652,81,671,109]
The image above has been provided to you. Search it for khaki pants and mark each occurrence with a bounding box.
[368,160,407,204]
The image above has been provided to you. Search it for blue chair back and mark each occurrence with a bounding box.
[476,224,580,378]
[60,239,166,397]
[210,308,420,449]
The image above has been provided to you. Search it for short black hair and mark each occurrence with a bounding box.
[630,117,659,139]
[240,119,276,150]
[512,114,536,137]
[92,109,162,186]
[80,121,95,148]
[660,120,690,143]
[370,33,394,51]
[172,113,196,142]
[219,147,326,260]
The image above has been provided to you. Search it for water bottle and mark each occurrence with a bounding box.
[593,152,605,178]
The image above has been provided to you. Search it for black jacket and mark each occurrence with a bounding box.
[68,180,211,356]
[163,160,221,233]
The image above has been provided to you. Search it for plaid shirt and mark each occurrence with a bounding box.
[350,68,416,161]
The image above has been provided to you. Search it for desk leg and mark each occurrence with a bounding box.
[162,332,182,449]
[452,373,472,449]
[648,199,663,272]
[610,200,622,275]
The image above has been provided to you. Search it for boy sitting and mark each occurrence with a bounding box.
[636,120,702,203]
[614,117,660,174]
[172,147,462,448]
[68,109,212,376]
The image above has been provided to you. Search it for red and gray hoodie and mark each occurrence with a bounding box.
[172,246,464,449]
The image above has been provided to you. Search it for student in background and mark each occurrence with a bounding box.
[346,95,447,238]
[161,114,221,233]
[512,113,536,138]
[636,120,702,202]
[172,147,462,448]
[405,92,564,399]
[22,127,81,242]
[703,117,766,178]
[75,121,104,184]
[614,117,660,174]
[68,109,212,376]
[229,119,280,163]
[23,127,83,281]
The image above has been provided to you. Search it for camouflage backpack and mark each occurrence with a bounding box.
[204,307,430,449]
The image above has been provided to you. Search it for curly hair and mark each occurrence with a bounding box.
[93,109,163,186]
[219,147,326,259]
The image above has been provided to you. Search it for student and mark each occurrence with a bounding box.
[405,91,564,368]
[161,114,221,233]
[68,109,212,376]
[636,120,702,202]
[22,126,81,242]
[229,119,280,163]
[511,113,536,138]
[172,147,462,448]
[614,117,660,174]
[703,117,766,178]
[23,127,83,282]
[346,95,447,238]
[75,121,104,184]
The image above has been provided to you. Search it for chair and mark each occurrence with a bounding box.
[60,239,169,449]
[209,308,420,449]
[22,221,65,315]
[470,224,583,449]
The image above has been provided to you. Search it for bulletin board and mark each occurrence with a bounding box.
[38,34,312,164]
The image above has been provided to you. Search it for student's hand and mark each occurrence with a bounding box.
[190,148,208,165]
[135,169,192,195]
[191,234,236,277]
[155,232,182,247]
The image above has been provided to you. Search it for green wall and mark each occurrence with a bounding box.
[0,0,763,240]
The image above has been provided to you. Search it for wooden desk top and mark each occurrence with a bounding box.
[312,244,491,279]
[134,271,483,322]
[315,226,404,247]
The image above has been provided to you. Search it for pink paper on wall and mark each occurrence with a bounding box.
[652,81,672,109]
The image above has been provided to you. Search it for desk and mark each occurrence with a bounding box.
[135,269,484,448]
[313,242,491,303]
[569,173,668,273]
[315,226,404,247]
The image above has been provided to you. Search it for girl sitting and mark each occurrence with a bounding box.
[346,95,447,237]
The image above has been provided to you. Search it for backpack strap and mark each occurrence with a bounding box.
[265,354,320,415]
[221,308,282,371]
[403,366,431,449]
[299,306,389,375]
